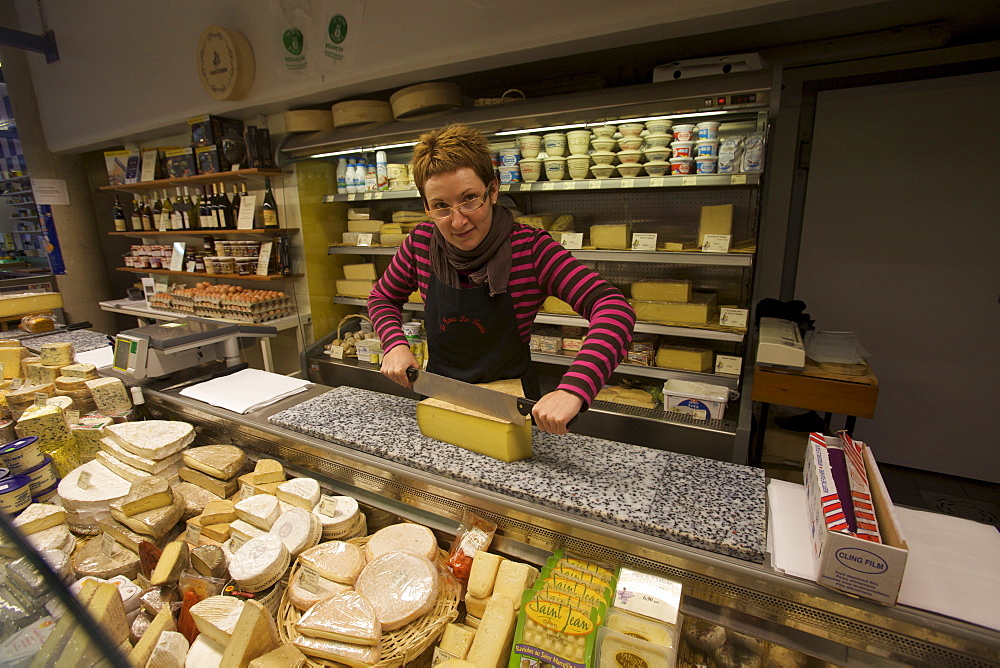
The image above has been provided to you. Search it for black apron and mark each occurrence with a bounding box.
[424,275,541,400]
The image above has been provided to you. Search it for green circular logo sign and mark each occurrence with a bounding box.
[328,14,348,44]
[283,28,303,55]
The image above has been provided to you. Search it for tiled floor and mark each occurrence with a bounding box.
[759,414,1000,528]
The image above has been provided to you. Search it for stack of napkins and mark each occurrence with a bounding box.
[180,368,311,413]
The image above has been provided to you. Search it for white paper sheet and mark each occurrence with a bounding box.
[767,479,1000,631]
[76,346,114,369]
[179,368,311,414]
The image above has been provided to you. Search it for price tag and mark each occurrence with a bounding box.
[650,177,665,187]
[34,392,47,407]
[498,184,510,192]
[373,192,383,200]
[169,241,186,272]
[256,241,273,276]
[187,523,202,545]
[300,566,320,594]
[621,179,635,188]
[10,378,23,390]
[730,175,747,185]
[67,410,79,423]
[682,176,697,186]
[589,180,602,189]
[236,194,257,229]
[101,532,118,557]
[541,182,555,191]
[719,307,749,329]
[230,532,246,552]
[701,234,732,253]
[631,233,657,251]
[319,495,340,517]
[357,233,373,247]
[348,193,359,201]
[328,345,344,360]
[77,470,92,490]
[240,482,255,500]
[715,355,742,376]
[560,233,584,250]
[362,192,372,200]
[562,181,577,190]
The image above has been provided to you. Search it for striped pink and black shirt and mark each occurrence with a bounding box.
[368,221,636,406]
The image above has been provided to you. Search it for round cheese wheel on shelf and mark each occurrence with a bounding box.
[390,82,463,120]
[331,100,393,128]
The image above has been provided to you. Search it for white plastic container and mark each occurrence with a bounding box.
[375,150,389,191]
[497,147,521,166]
[696,121,721,140]
[542,156,566,180]
[336,159,348,192]
[566,155,591,180]
[672,124,696,141]
[498,165,521,183]
[645,119,673,135]
[671,141,694,158]
[644,133,672,148]
[517,134,541,159]
[618,123,645,137]
[566,130,592,155]
[0,475,32,514]
[663,380,729,420]
[669,158,694,175]
[592,124,617,138]
[695,156,718,174]
[519,158,542,182]
[695,139,719,157]
[542,133,567,157]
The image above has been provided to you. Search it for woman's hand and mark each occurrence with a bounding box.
[531,390,584,434]
[380,344,418,387]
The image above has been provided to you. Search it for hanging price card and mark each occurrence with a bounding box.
[187,524,202,545]
[701,234,732,252]
[300,566,320,593]
[719,308,749,329]
[241,482,255,500]
[631,233,657,251]
[560,233,583,250]
[357,233,373,247]
[236,194,257,229]
[319,495,340,517]
[682,176,697,186]
[327,345,344,360]
[256,241,273,276]
[715,355,742,376]
[621,179,635,188]
[589,180,602,189]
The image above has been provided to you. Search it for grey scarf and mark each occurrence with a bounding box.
[429,204,514,297]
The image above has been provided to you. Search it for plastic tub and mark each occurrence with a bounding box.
[696,121,721,140]
[518,158,542,182]
[542,156,566,180]
[672,124,696,141]
[591,137,617,152]
[616,162,643,178]
[643,133,672,148]
[643,161,670,177]
[32,482,58,504]
[616,149,642,164]
[497,147,520,166]
[23,457,57,494]
[498,165,521,183]
[542,133,567,157]
[618,136,643,151]
[566,155,591,180]
[663,379,729,420]
[618,123,645,137]
[645,119,673,135]
[566,130,592,155]
[591,125,617,139]
[643,147,672,162]
[516,134,541,159]
[0,475,32,515]
[590,164,616,179]
[0,436,43,474]
[696,156,718,174]
[590,151,617,165]
[671,141,694,158]
[669,157,695,175]
[695,139,719,157]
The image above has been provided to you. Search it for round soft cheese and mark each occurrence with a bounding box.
[298,540,366,585]
[229,534,289,592]
[269,507,321,557]
[366,522,438,562]
[355,551,439,631]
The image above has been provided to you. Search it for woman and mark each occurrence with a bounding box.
[369,123,635,434]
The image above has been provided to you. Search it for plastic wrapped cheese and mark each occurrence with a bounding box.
[366,522,437,562]
[292,633,381,666]
[72,535,141,580]
[298,541,366,585]
[287,566,353,612]
[295,591,381,645]
[355,551,439,631]
[234,493,280,530]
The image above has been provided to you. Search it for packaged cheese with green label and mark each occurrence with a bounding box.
[508,587,604,667]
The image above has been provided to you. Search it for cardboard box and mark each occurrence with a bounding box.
[803,435,908,605]
[195,145,222,175]
[163,148,196,179]
[103,149,138,186]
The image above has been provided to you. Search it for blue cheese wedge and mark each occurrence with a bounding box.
[85,378,132,415]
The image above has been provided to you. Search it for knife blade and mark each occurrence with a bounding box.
[406,368,534,425]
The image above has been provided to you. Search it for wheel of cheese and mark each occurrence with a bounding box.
[331,100,393,128]
[389,82,463,120]
[366,522,438,562]
[283,110,335,133]
[196,25,255,101]
[355,551,439,631]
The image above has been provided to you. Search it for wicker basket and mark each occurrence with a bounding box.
[328,313,374,359]
[277,537,461,667]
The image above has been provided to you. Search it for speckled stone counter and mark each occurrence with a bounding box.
[7,329,111,353]
[269,387,767,563]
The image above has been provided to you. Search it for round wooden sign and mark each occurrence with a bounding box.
[197,25,255,101]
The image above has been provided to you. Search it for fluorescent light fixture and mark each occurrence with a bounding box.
[309,150,353,158]
[590,111,729,126]
[494,123,587,136]
[309,140,418,159]
[373,141,417,151]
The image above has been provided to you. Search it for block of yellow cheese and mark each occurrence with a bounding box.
[335,280,374,299]
[439,623,477,659]
[698,204,733,246]
[631,292,717,325]
[343,263,377,281]
[346,219,384,233]
[589,224,630,250]
[631,280,692,303]
[466,595,517,668]
[541,296,578,316]
[380,232,408,246]
[416,394,531,463]
[655,345,713,372]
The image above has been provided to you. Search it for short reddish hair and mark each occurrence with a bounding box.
[411,123,496,201]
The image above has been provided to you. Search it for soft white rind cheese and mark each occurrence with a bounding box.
[184,634,225,668]
[190,595,245,646]
[366,522,438,562]
[102,420,195,459]
[12,502,65,535]
[58,460,132,511]
[99,438,183,473]
[356,551,439,631]
[229,534,290,592]
[298,541,366,585]
[275,477,321,510]
[269,507,321,557]
[234,494,280,530]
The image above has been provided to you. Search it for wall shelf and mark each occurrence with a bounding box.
[109,228,295,238]
[116,267,300,281]
[98,168,283,193]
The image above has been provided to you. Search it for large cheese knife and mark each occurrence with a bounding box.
[406,368,582,428]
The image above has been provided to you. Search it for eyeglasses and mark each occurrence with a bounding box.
[425,190,490,220]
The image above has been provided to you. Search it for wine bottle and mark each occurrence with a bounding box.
[199,186,213,230]
[219,185,234,229]
[141,196,155,231]
[183,187,195,229]
[208,184,221,229]
[160,191,173,231]
[113,193,127,232]
[231,184,241,226]
[151,191,163,228]
[130,197,143,231]
[262,178,278,228]
[130,386,154,421]
[171,187,184,230]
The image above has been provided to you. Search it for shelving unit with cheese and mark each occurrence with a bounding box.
[286,69,778,463]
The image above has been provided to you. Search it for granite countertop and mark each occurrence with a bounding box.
[9,329,111,354]
[269,387,767,563]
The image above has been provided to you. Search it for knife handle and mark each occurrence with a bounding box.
[516,398,585,428]
[406,367,419,383]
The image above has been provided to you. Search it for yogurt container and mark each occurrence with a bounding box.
[519,158,542,182]
[590,137,617,152]
[663,379,729,420]
[672,124,696,141]
[517,135,541,159]
[0,437,43,474]
[590,164,616,179]
[402,321,422,337]
[696,121,721,140]
[542,156,566,180]
[32,482,58,503]
[669,158,695,175]
[590,151,617,165]
[643,133,672,148]
[717,137,744,174]
[498,165,521,183]
[695,156,718,174]
[591,125,617,139]
[643,161,671,177]
[618,123,645,137]
[695,139,719,157]
[497,148,521,166]
[542,133,567,157]
[566,130,593,155]
[671,141,694,158]
[643,147,672,162]
[23,457,57,494]
[0,475,32,514]
[617,162,643,178]
[645,119,673,135]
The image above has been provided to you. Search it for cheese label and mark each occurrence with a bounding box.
[241,483,255,500]
[631,233,657,251]
[561,181,576,190]
[33,393,47,407]
[525,600,593,636]
[328,345,344,360]
[701,234,731,252]
[560,233,583,250]
[11,378,22,390]
[299,566,320,593]
[357,233,372,247]
[67,410,79,423]
[318,495,340,517]
[715,355,742,376]
[542,183,554,191]
[614,650,650,667]
[187,524,202,544]
[719,307,749,328]
[102,531,118,557]
[77,470,92,489]
[230,532,246,552]
[730,175,747,185]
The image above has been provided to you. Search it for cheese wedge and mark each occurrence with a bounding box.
[698,203,734,245]
[220,600,281,668]
[287,566,353,612]
[631,292,718,325]
[467,551,503,598]
[72,533,141,580]
[251,459,284,484]
[275,477,320,510]
[200,500,237,525]
[190,595,245,646]
[12,503,65,535]
[103,420,195,459]
[493,560,537,611]
[113,475,173,517]
[179,467,239,498]
[234,494,280,530]
[416,397,532,463]
[343,263,377,281]
[151,540,189,586]
[589,224,629,249]
[175,481,223,521]
[295,591,380,645]
[335,280,374,299]
[111,489,184,539]
[366,522,437,562]
[186,634,226,667]
[183,445,246,481]
[191,545,228,579]
[292,634,381,666]
[655,345,713,372]
[128,605,176,667]
[147,631,189,668]
[248,644,308,668]
[298,540,366,584]
[439,623,477,660]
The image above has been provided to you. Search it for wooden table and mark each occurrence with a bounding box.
[750,360,879,466]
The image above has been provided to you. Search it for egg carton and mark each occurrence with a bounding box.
[219,295,290,309]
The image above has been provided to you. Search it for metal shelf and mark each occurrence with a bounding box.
[109,228,295,238]
[98,168,282,193]
[322,174,760,203]
[116,267,300,282]
[532,350,740,389]
[0,175,30,185]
